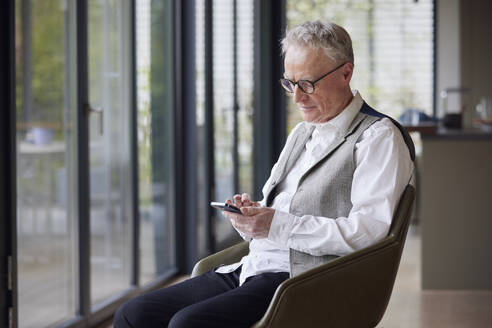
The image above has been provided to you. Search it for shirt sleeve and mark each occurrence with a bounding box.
[267,118,414,256]
[235,230,253,242]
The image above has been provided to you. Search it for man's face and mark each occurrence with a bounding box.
[283,46,353,123]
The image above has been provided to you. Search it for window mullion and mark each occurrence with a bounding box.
[232,0,239,195]
[75,0,90,319]
[129,0,140,289]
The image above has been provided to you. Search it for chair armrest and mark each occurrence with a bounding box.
[252,236,402,328]
[191,241,249,277]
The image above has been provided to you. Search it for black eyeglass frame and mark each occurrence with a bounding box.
[279,62,346,94]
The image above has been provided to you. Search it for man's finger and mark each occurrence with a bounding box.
[241,206,262,216]
[233,194,243,207]
[241,193,251,202]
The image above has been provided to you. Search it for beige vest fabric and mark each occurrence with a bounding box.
[264,112,381,277]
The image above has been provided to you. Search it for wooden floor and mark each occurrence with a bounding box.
[103,224,492,328]
[378,224,492,328]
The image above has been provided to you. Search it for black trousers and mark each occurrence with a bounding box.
[113,267,289,328]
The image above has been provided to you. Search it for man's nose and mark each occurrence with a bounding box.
[293,85,306,103]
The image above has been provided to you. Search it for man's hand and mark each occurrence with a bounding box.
[222,195,275,239]
[228,193,260,209]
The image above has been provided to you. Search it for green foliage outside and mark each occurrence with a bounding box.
[16,0,65,128]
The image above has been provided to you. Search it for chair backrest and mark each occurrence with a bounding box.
[388,184,416,241]
[370,184,416,324]
[352,184,416,325]
[252,184,416,328]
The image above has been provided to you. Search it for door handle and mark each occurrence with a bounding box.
[85,104,104,135]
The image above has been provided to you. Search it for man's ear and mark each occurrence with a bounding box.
[342,62,354,83]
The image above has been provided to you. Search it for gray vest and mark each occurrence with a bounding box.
[264,112,380,277]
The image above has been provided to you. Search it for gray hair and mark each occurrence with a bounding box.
[281,20,354,65]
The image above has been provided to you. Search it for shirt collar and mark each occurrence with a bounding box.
[310,90,364,138]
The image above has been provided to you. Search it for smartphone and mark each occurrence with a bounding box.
[210,202,242,214]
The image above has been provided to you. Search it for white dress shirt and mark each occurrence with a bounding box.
[216,91,414,286]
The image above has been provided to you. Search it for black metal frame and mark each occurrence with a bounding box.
[204,0,215,255]
[175,0,198,273]
[432,0,437,117]
[75,1,91,322]
[130,0,140,289]
[253,0,287,201]
[1,1,17,327]
[232,0,240,195]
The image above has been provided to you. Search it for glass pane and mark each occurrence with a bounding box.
[15,0,78,327]
[195,0,209,259]
[136,0,176,285]
[285,0,434,133]
[211,0,255,247]
[88,0,133,305]
[237,0,254,196]
[213,0,236,245]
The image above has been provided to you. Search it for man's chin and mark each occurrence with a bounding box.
[301,112,322,123]
[300,110,317,122]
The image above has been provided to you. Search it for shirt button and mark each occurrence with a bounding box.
[271,180,276,185]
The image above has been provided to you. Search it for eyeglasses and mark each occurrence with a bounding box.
[279,62,346,94]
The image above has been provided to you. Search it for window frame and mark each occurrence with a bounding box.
[0,1,18,327]
[253,0,287,201]
[1,0,293,326]
[4,0,189,327]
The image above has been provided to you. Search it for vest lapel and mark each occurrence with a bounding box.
[264,114,368,204]
[263,124,314,205]
[301,113,367,179]
[302,135,346,176]
[280,124,315,181]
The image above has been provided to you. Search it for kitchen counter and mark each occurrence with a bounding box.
[420,134,492,289]
[420,126,492,140]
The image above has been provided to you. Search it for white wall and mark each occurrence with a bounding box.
[437,0,492,126]
[436,0,461,119]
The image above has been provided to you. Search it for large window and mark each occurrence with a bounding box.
[9,0,260,326]
[195,0,255,252]
[136,0,176,285]
[286,0,434,132]
[15,0,78,326]
[195,0,208,258]
[88,0,133,306]
[212,0,254,248]
[236,0,254,199]
[14,0,177,327]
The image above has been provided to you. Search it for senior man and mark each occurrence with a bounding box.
[114,20,414,328]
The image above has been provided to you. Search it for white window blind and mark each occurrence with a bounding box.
[286,0,434,126]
